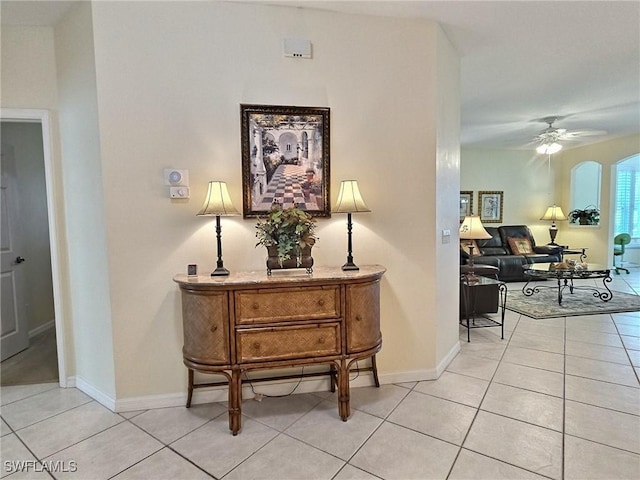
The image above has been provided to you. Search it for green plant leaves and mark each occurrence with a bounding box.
[255,204,318,265]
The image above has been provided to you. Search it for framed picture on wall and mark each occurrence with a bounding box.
[460,191,473,222]
[478,191,503,223]
[240,104,331,218]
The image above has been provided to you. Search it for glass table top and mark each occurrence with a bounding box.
[525,262,610,274]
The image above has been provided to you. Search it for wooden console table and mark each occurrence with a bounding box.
[174,265,385,435]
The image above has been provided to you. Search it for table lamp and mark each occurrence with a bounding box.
[540,204,567,245]
[459,215,491,283]
[197,181,239,276]
[333,180,370,271]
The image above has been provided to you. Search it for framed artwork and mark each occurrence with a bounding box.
[459,191,473,222]
[240,104,330,218]
[478,191,503,223]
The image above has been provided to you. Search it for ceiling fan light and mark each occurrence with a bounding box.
[536,142,562,154]
[547,142,562,154]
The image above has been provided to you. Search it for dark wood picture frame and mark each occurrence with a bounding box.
[460,191,473,222]
[478,190,504,223]
[240,104,330,218]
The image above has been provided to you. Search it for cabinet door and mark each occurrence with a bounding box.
[181,290,230,365]
[346,280,381,353]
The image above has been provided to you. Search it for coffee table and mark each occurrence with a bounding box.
[523,263,612,305]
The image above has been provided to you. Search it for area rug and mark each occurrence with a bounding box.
[505,287,640,319]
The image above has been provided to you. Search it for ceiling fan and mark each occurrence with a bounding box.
[534,116,607,154]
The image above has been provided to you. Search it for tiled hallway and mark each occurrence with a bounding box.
[2,271,639,479]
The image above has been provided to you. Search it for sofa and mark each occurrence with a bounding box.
[461,225,562,282]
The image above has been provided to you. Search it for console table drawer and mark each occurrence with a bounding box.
[235,287,340,325]
[237,323,341,363]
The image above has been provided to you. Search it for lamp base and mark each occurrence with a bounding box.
[341,262,360,271]
[464,272,480,284]
[211,267,230,276]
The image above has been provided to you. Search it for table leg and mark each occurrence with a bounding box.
[186,369,194,408]
[600,275,614,302]
[498,283,507,340]
[229,369,242,435]
[461,281,471,342]
[557,278,563,305]
[338,359,350,421]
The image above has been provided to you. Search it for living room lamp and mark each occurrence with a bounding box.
[333,180,371,271]
[459,215,492,283]
[197,181,240,276]
[540,204,567,246]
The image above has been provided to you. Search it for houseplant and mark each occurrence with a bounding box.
[255,203,317,273]
[568,205,600,225]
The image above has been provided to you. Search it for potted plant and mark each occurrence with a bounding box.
[255,203,317,274]
[568,205,600,225]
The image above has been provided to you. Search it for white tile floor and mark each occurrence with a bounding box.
[1,270,639,479]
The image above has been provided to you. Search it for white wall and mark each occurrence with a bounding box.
[1,2,462,404]
[434,26,462,369]
[0,25,73,375]
[462,136,640,266]
[55,1,116,400]
[82,2,461,401]
[557,134,640,266]
[461,148,554,243]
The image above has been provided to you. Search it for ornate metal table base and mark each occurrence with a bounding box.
[522,264,613,305]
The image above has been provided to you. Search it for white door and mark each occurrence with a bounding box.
[1,142,29,361]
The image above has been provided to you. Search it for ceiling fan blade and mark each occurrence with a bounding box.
[562,129,608,138]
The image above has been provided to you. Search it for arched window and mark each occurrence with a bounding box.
[570,161,601,225]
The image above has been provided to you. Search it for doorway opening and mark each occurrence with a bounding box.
[0,109,67,387]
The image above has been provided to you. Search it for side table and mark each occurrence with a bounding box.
[460,275,507,342]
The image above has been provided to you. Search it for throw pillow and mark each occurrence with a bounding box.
[508,237,533,255]
[460,240,481,257]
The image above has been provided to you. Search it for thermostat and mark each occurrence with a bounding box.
[163,169,189,186]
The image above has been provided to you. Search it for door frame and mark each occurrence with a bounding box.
[1,108,68,387]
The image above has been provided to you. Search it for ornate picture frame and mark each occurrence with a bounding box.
[460,191,473,222]
[240,104,330,218]
[478,191,504,223]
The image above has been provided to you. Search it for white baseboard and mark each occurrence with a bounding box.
[378,340,461,385]
[74,342,463,413]
[114,374,376,412]
[75,376,116,411]
[437,341,462,377]
[29,320,55,338]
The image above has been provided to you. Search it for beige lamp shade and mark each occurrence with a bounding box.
[540,205,567,223]
[333,180,371,213]
[459,215,491,240]
[197,181,240,216]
